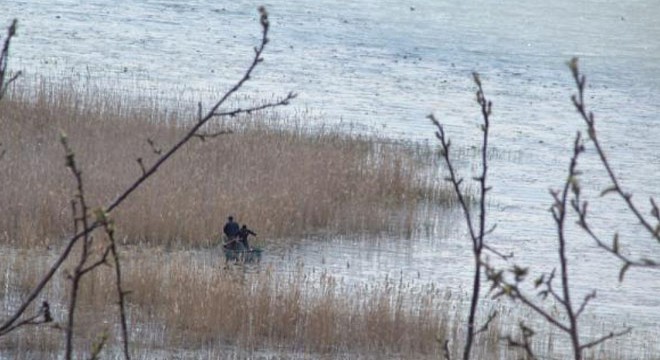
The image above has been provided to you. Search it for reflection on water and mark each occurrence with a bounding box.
[262,207,465,286]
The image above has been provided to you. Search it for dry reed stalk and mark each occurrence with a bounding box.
[0,250,116,358]
[0,79,450,248]
[129,255,455,356]
[0,250,648,359]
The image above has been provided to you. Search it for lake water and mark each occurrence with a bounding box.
[4,0,660,357]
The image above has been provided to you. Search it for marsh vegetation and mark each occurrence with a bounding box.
[2,7,659,359]
[1,75,654,360]
[0,79,450,248]
[0,76,461,358]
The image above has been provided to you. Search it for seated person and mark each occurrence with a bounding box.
[223,216,241,250]
[238,225,257,250]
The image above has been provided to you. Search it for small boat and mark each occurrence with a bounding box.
[223,246,263,262]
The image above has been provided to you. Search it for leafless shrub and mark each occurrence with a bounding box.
[0,7,294,359]
[428,73,510,360]
[428,61,654,359]
[567,58,659,277]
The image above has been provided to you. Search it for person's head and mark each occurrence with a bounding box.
[228,216,234,221]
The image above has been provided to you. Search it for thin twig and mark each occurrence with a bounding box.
[549,132,584,359]
[428,72,498,360]
[100,215,131,360]
[0,7,294,342]
[474,310,498,336]
[0,19,21,100]
[483,263,570,334]
[60,132,94,360]
[572,198,659,274]
[543,270,566,307]
[0,301,52,335]
[146,138,162,155]
[501,322,538,360]
[568,58,659,276]
[77,246,111,276]
[193,129,233,141]
[575,291,596,318]
[569,58,659,243]
[579,327,632,351]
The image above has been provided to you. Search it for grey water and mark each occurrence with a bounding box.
[4,0,660,356]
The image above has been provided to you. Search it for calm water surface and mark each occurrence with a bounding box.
[4,0,660,356]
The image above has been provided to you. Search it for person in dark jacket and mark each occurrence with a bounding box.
[223,216,241,250]
[238,225,257,250]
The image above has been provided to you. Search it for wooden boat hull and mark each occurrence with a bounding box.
[223,247,263,262]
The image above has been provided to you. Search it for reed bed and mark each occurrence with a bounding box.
[0,78,451,248]
[1,79,645,360]
[0,248,499,359]
[1,247,650,359]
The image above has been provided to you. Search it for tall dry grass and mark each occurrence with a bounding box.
[1,247,649,359]
[0,242,646,355]
[128,258,451,355]
[0,249,489,359]
[0,78,451,248]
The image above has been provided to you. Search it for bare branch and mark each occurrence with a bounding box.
[443,339,451,360]
[78,246,112,276]
[428,114,477,247]
[510,286,570,333]
[569,57,659,244]
[88,332,109,360]
[0,8,293,345]
[483,243,513,260]
[0,218,98,336]
[474,310,498,336]
[210,91,296,118]
[100,215,131,360]
[542,131,586,358]
[483,261,572,334]
[501,322,538,360]
[60,132,95,360]
[543,269,566,307]
[146,138,162,155]
[136,158,146,176]
[575,291,596,318]
[1,19,21,101]
[102,16,293,217]
[572,187,660,272]
[429,73,495,360]
[193,129,233,141]
[579,327,632,351]
[0,301,52,336]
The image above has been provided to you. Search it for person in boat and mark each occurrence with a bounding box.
[223,216,241,250]
[238,224,257,250]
